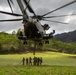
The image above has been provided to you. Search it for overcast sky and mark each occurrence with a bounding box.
[0,0,76,34]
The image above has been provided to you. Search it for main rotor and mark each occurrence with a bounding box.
[0,0,76,24]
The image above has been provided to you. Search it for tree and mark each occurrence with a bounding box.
[0,43,3,53]
[16,28,23,37]
[12,30,16,36]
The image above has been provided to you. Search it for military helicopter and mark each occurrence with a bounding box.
[0,0,76,45]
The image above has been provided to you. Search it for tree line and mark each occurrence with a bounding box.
[0,31,76,54]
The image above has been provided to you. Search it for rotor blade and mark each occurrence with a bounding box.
[25,0,30,10]
[0,18,22,22]
[0,10,22,16]
[42,0,76,17]
[23,0,36,15]
[9,0,14,5]
[7,0,13,13]
[42,19,68,24]
[43,14,76,18]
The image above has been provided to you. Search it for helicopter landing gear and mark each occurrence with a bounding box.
[23,41,27,45]
[45,40,49,44]
[39,42,43,46]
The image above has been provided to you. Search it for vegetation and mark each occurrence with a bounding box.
[0,32,76,75]
[44,39,76,54]
[0,32,76,54]
[0,52,76,75]
[0,32,17,54]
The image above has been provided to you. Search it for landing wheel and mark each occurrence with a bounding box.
[45,40,49,44]
[23,41,27,45]
[39,43,43,46]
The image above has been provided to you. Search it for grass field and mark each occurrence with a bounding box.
[0,52,76,75]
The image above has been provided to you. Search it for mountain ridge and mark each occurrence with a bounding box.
[55,30,76,42]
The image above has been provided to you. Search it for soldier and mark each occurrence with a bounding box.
[37,57,40,66]
[33,57,37,66]
[26,58,28,65]
[40,57,43,65]
[33,57,35,65]
[29,57,32,65]
[22,57,25,65]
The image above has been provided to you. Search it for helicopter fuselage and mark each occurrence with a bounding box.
[16,0,55,40]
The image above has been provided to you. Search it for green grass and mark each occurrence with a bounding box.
[0,52,76,75]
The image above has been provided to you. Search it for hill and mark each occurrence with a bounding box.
[0,32,19,54]
[55,30,76,42]
[0,32,76,54]
[0,32,17,43]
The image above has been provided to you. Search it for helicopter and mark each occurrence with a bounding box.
[0,0,76,45]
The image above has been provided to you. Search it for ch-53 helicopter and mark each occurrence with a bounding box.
[0,0,76,46]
